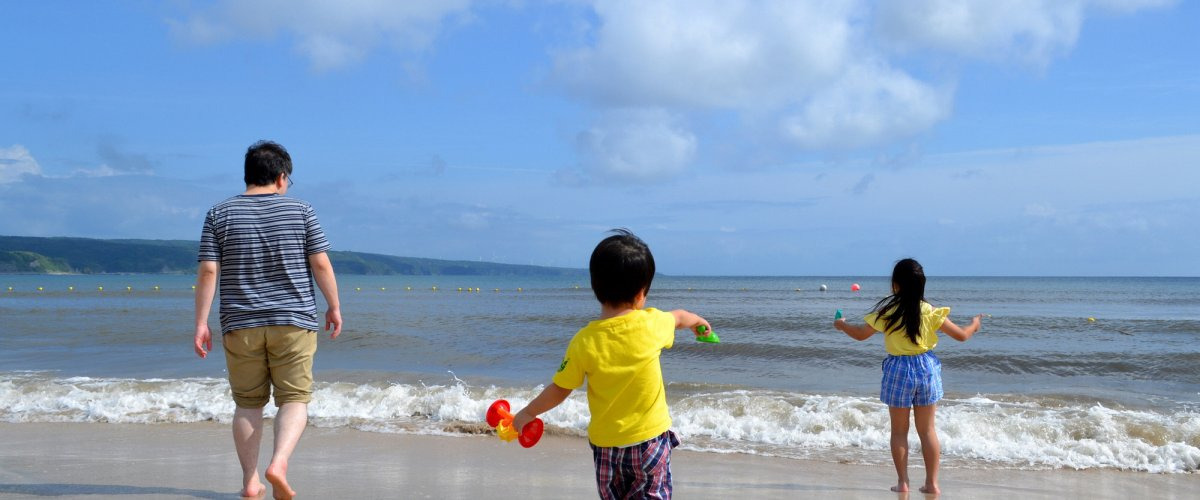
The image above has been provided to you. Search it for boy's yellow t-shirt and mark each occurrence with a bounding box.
[552,307,675,447]
[864,301,950,356]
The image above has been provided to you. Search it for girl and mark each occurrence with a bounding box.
[834,258,982,494]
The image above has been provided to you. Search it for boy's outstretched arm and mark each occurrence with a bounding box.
[671,309,712,338]
[513,383,572,433]
[940,314,983,341]
[834,318,877,341]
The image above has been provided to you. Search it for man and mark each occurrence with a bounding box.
[193,140,342,500]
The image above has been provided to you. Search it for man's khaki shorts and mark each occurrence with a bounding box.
[223,325,317,408]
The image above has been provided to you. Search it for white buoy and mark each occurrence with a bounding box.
[819,284,827,292]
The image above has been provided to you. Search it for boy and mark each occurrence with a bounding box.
[513,229,710,500]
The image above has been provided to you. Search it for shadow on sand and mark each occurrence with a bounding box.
[0,483,229,499]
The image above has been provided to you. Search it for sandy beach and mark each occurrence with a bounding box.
[0,422,1193,499]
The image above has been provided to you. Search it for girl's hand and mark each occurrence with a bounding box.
[836,320,877,341]
[941,315,982,341]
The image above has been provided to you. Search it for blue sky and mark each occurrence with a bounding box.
[1,0,1196,276]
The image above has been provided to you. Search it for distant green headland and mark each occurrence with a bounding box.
[0,236,585,277]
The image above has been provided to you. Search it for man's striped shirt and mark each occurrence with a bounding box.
[198,194,331,334]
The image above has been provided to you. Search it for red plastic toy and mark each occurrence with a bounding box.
[486,399,544,448]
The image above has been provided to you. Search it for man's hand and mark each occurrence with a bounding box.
[325,308,342,339]
[194,324,212,358]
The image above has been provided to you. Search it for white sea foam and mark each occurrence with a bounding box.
[1,373,1196,473]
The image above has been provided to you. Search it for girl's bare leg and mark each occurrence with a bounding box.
[913,404,941,495]
[888,406,912,492]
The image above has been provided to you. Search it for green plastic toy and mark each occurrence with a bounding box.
[834,309,843,320]
[695,324,720,343]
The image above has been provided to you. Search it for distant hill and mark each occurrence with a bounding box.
[0,236,585,276]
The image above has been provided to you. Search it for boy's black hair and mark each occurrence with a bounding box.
[589,228,655,306]
[244,140,293,187]
[870,258,927,345]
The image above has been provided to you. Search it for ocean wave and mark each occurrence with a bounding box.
[1,373,1196,473]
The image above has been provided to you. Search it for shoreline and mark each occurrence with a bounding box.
[0,422,1194,499]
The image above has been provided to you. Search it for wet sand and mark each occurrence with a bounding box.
[0,422,1194,499]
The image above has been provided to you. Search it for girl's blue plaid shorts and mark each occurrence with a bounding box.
[880,351,943,408]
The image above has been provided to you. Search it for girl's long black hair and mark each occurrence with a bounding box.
[870,258,926,345]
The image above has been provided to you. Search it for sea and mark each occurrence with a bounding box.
[1,274,1197,473]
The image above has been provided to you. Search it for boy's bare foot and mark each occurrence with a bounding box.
[265,463,295,500]
[890,482,910,492]
[919,484,941,495]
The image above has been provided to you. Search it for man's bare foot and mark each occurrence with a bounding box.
[919,484,940,495]
[239,481,265,498]
[890,482,910,492]
[265,463,295,500]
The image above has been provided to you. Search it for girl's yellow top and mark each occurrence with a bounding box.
[864,301,950,356]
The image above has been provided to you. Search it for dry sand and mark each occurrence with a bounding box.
[0,422,1194,499]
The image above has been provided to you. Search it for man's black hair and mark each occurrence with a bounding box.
[244,140,293,187]
[589,228,655,306]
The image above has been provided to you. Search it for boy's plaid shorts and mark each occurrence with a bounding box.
[590,430,680,500]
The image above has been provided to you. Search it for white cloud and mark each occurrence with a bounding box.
[575,108,697,182]
[0,144,153,183]
[551,0,957,160]
[165,0,1179,181]
[454,210,491,230]
[69,165,125,178]
[170,0,474,71]
[552,0,860,109]
[0,172,223,240]
[1089,0,1177,14]
[780,62,953,149]
[0,145,42,183]
[1024,202,1058,217]
[875,0,1173,67]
